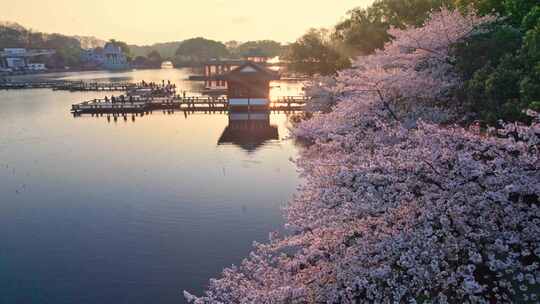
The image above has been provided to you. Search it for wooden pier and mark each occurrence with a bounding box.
[52,81,137,92]
[0,81,62,90]
[71,96,309,114]
[0,80,139,92]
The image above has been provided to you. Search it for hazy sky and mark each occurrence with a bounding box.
[2,0,374,45]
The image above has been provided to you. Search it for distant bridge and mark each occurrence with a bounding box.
[0,49,56,58]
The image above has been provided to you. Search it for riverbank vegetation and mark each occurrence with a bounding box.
[284,0,459,77]
[0,22,133,70]
[285,0,540,124]
[0,21,286,70]
[171,38,285,67]
[453,0,540,123]
[129,38,284,67]
[0,22,90,69]
[185,1,540,303]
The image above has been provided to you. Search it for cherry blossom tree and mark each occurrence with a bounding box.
[295,7,496,139]
[185,8,539,303]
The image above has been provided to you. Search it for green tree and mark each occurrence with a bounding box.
[334,0,456,56]
[147,50,162,61]
[146,50,162,68]
[174,37,229,66]
[44,34,83,67]
[285,29,351,76]
[0,25,27,48]
[108,39,132,59]
[521,21,540,110]
[452,23,523,79]
[504,0,539,26]
[234,40,283,58]
[129,41,182,60]
[132,55,149,68]
[27,31,45,48]
[333,6,390,56]
[454,0,505,15]
[371,0,456,28]
[225,40,241,52]
[452,0,540,123]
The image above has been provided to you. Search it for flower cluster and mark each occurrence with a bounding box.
[185,9,539,304]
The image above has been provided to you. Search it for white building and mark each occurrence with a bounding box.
[3,48,27,55]
[0,48,54,71]
[5,57,26,69]
[103,43,129,70]
[1,48,28,70]
[27,63,47,71]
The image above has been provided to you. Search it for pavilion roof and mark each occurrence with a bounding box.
[216,61,280,81]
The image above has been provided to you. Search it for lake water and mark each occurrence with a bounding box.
[0,69,302,304]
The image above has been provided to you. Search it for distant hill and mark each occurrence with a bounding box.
[130,39,286,66]
[129,41,183,59]
[0,21,112,68]
[0,20,286,69]
[0,21,26,32]
[0,21,106,50]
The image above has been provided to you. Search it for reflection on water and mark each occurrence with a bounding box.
[77,110,283,154]
[0,69,302,304]
[218,112,279,153]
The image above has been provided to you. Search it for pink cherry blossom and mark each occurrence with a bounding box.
[185,8,538,303]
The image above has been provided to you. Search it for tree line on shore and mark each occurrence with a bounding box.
[286,0,540,124]
[0,22,92,69]
[0,23,131,69]
[130,38,284,67]
[0,22,284,70]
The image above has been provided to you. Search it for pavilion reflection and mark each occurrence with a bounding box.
[218,111,279,152]
[73,111,281,153]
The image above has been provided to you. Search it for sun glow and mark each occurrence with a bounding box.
[2,0,374,45]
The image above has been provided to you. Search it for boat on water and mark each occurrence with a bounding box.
[161,61,174,69]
